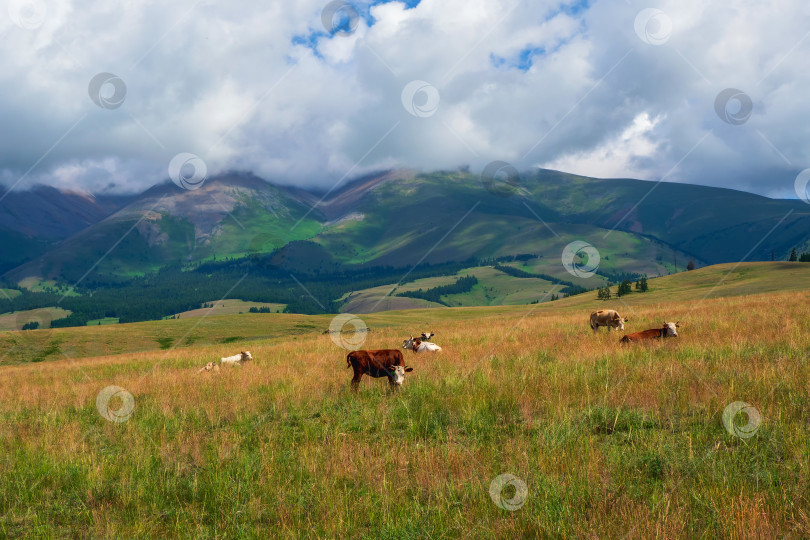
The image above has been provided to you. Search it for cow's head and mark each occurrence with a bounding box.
[402,337,415,350]
[612,313,627,330]
[389,365,414,385]
[421,331,434,341]
[662,322,679,337]
[241,351,253,362]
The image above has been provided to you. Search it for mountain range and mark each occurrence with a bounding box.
[3,168,808,286]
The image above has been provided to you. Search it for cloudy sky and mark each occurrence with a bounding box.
[1,0,809,198]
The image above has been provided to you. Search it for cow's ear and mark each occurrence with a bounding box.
[676,322,680,327]
[405,367,413,372]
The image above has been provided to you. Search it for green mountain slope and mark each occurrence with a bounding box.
[6,173,324,282]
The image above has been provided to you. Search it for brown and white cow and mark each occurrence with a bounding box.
[403,336,442,353]
[620,322,679,343]
[590,310,628,332]
[346,349,413,392]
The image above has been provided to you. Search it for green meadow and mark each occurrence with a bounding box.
[0,262,808,537]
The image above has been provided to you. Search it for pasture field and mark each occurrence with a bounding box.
[0,307,71,332]
[0,289,21,300]
[168,299,286,320]
[339,265,556,313]
[0,263,809,537]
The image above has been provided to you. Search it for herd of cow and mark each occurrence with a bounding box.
[200,312,680,390]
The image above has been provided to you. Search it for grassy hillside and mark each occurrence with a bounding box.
[552,261,810,311]
[0,307,71,331]
[169,299,285,319]
[339,265,558,313]
[2,262,806,364]
[0,288,21,300]
[0,280,808,536]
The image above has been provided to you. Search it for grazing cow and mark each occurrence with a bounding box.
[198,361,220,373]
[402,336,442,353]
[590,310,629,332]
[346,349,413,391]
[420,331,435,341]
[221,351,253,365]
[620,322,679,343]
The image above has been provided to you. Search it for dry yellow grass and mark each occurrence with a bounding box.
[1,290,809,537]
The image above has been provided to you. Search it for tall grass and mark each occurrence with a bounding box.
[1,291,809,537]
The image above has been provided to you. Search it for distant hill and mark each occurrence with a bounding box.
[547,261,810,312]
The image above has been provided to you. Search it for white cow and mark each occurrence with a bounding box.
[402,336,442,352]
[220,351,253,366]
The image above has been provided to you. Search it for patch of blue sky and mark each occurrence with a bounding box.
[559,0,590,16]
[291,1,422,58]
[491,46,546,71]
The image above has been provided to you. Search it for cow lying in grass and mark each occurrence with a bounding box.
[198,351,253,373]
[620,322,679,343]
[198,361,220,373]
[346,349,413,392]
[221,351,253,365]
[402,336,442,352]
[590,310,629,332]
[420,331,434,341]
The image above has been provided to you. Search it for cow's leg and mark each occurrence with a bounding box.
[351,370,362,392]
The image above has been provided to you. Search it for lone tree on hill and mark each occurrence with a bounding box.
[687,260,696,271]
[789,248,798,261]
[617,280,632,297]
